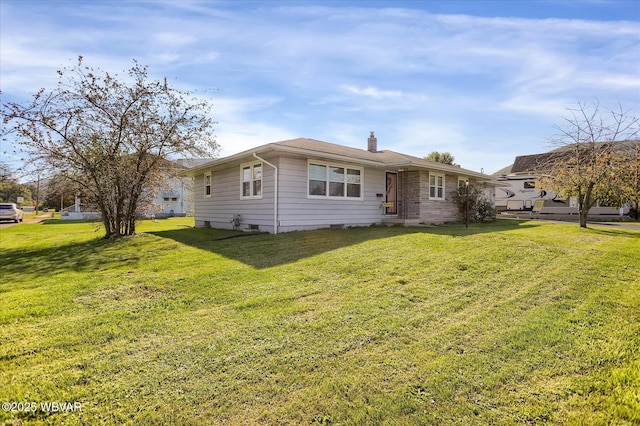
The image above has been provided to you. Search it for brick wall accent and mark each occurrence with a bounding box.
[398,171,465,223]
[398,170,421,219]
[420,173,460,223]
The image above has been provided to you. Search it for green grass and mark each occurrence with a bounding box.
[1,218,638,425]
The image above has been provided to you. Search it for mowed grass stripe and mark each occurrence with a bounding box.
[0,218,638,425]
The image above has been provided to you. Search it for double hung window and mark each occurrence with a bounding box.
[204,173,212,197]
[241,163,262,199]
[429,173,445,200]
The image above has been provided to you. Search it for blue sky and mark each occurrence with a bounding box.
[1,0,639,175]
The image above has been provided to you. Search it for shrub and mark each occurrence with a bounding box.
[449,184,496,223]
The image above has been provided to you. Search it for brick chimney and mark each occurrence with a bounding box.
[367,131,378,152]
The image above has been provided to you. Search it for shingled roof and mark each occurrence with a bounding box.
[186,136,492,180]
[510,151,570,173]
[510,140,639,174]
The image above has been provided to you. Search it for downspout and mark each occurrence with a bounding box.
[253,152,279,234]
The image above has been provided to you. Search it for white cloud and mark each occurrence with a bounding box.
[390,120,467,155]
[153,32,197,48]
[208,96,298,156]
[341,85,403,99]
[499,96,569,117]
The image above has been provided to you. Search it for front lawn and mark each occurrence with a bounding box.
[1,218,638,425]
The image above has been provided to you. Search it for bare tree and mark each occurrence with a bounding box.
[2,56,217,238]
[538,100,639,228]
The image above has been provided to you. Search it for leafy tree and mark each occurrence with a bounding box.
[449,184,495,223]
[0,161,32,205]
[537,100,639,228]
[44,173,80,211]
[617,141,640,220]
[2,56,217,238]
[425,151,456,165]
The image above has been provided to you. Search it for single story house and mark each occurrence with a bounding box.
[185,133,497,234]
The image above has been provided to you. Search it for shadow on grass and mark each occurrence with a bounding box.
[0,238,142,281]
[40,218,102,226]
[148,220,539,269]
[39,217,177,225]
[585,226,640,238]
[0,221,547,278]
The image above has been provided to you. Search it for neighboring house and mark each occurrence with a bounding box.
[150,159,212,217]
[150,175,193,217]
[185,133,496,234]
[61,158,212,220]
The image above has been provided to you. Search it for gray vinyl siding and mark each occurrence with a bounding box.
[277,156,385,232]
[194,154,387,233]
[194,158,276,233]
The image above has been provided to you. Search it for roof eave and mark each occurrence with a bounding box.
[183,143,389,176]
[182,146,275,177]
[385,161,492,181]
[183,143,493,183]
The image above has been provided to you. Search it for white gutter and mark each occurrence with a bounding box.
[253,152,279,235]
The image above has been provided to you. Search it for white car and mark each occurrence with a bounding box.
[0,203,24,223]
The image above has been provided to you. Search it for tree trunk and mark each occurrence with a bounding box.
[579,208,588,228]
[578,184,596,228]
[99,206,116,239]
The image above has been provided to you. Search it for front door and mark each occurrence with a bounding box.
[385,172,398,215]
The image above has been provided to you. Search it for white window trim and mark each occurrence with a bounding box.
[240,162,263,200]
[204,172,212,198]
[429,172,446,200]
[307,160,364,200]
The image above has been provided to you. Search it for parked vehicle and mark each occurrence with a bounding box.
[495,174,557,211]
[0,203,24,223]
[495,174,627,216]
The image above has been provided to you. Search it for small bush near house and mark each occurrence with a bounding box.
[450,184,496,223]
